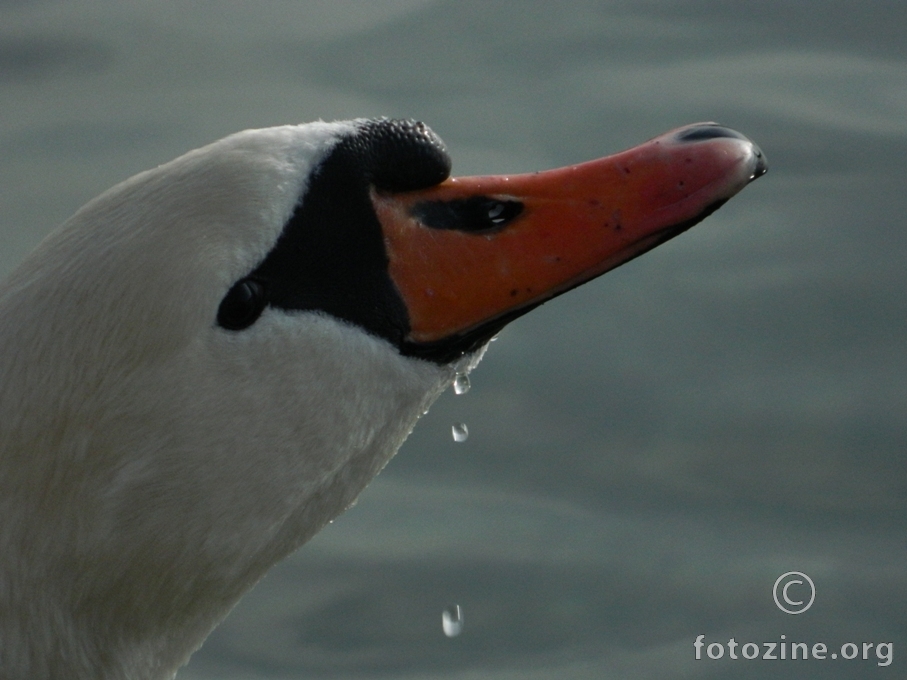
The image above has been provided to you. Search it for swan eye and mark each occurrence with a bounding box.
[217,279,267,330]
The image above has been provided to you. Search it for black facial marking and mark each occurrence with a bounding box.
[411,197,523,233]
[217,118,451,351]
[215,118,553,365]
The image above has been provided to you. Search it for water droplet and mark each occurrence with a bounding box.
[453,374,471,395]
[442,604,463,637]
[451,423,469,442]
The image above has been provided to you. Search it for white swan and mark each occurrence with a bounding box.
[0,119,764,678]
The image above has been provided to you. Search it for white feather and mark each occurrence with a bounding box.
[0,122,480,679]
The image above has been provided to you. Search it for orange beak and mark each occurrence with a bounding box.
[373,123,766,358]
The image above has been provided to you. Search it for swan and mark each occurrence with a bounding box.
[0,118,765,678]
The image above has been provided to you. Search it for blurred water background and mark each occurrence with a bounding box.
[1,1,905,678]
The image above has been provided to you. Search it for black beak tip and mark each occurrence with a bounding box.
[674,123,750,143]
[675,123,767,181]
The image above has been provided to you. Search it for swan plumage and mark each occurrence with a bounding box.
[0,118,764,678]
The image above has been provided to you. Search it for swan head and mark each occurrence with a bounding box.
[0,118,764,678]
